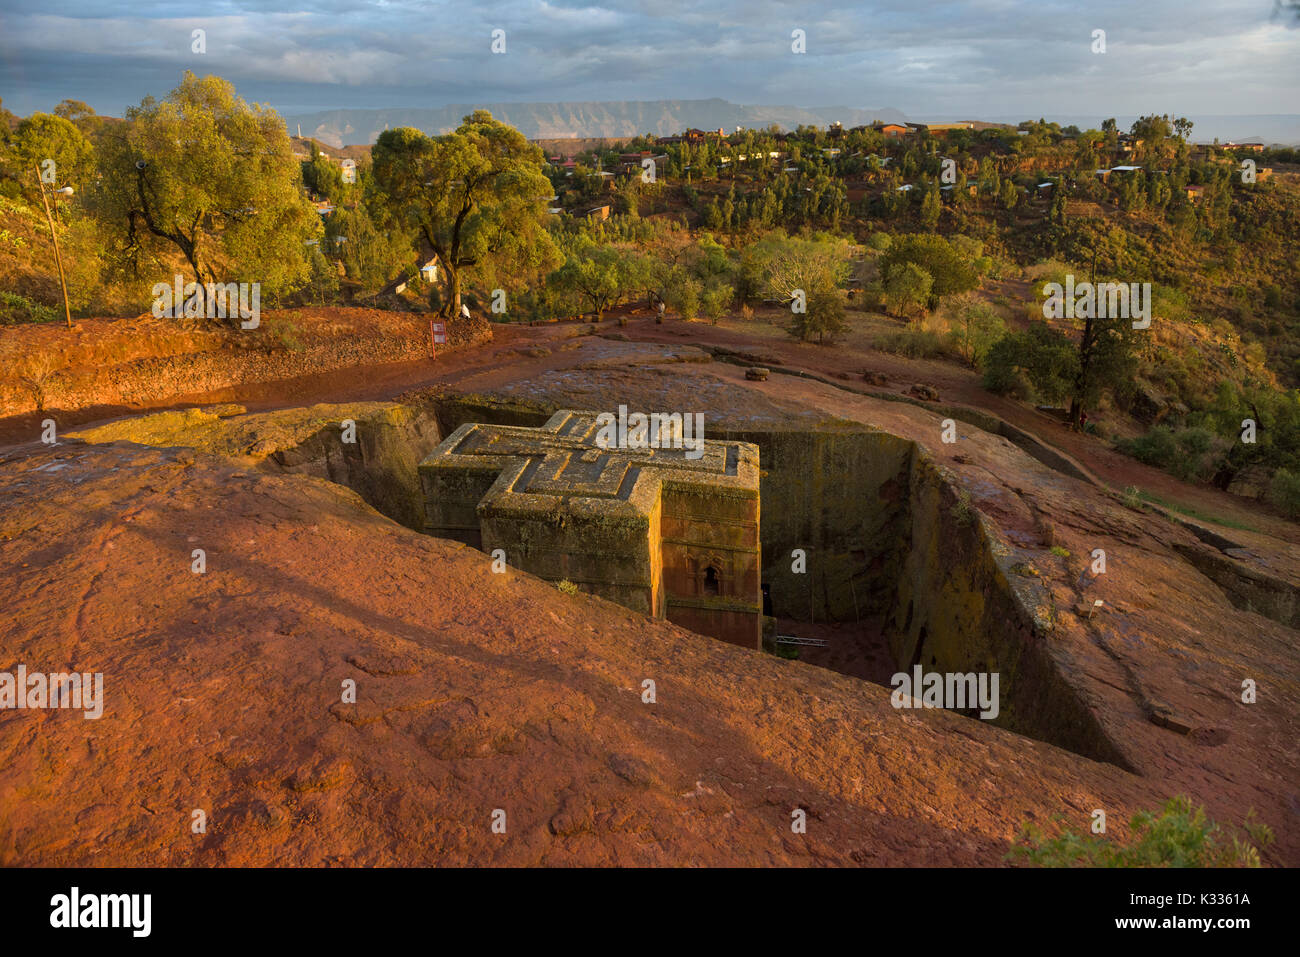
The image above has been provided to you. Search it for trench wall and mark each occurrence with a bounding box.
[417,394,1126,763]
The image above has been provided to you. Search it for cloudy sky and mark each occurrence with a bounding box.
[1,0,1297,118]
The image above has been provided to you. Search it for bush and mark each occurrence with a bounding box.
[0,290,60,325]
[1117,426,1179,469]
[1009,795,1273,868]
[876,328,949,359]
[672,277,701,320]
[700,279,733,325]
[1117,427,1225,483]
[878,233,979,309]
[982,322,1077,403]
[1268,468,1300,520]
[787,284,847,344]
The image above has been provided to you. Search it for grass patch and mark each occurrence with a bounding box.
[1137,490,1258,533]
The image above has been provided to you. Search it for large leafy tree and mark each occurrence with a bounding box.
[370,110,558,319]
[878,233,979,309]
[325,203,410,295]
[742,233,850,343]
[52,100,103,138]
[4,112,94,195]
[92,71,319,314]
[549,240,648,321]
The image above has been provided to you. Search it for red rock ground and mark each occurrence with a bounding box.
[453,350,1300,866]
[1,311,1296,866]
[1,441,1177,866]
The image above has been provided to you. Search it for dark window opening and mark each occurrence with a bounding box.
[703,566,720,595]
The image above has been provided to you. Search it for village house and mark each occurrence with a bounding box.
[872,122,909,139]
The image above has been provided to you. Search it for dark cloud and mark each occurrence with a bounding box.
[0,0,1295,117]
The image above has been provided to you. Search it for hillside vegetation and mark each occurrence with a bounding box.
[2,83,1297,516]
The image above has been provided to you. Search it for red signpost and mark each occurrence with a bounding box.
[430,320,446,357]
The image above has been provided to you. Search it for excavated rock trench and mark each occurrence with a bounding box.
[62,391,1211,770]
[259,393,1121,768]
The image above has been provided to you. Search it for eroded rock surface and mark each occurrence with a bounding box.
[1,441,1178,866]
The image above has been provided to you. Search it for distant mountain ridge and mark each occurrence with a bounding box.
[286,98,909,147]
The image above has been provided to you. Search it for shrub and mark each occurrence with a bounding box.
[876,328,948,359]
[882,261,933,318]
[1117,426,1179,469]
[1009,796,1273,868]
[0,291,60,325]
[673,278,701,320]
[982,322,1077,403]
[1267,468,1300,520]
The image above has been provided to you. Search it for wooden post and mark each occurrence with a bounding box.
[35,169,73,329]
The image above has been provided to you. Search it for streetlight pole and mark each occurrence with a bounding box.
[35,168,73,329]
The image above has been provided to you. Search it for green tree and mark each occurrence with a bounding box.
[672,276,701,320]
[371,111,558,319]
[789,284,846,343]
[700,279,733,325]
[883,261,932,318]
[302,246,339,305]
[878,234,979,309]
[919,186,941,226]
[549,241,645,320]
[52,100,103,137]
[5,112,94,194]
[91,72,319,313]
[302,147,343,199]
[983,322,1078,403]
[747,234,851,343]
[1049,187,1067,225]
[1000,179,1020,211]
[326,204,410,295]
[950,302,1006,366]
